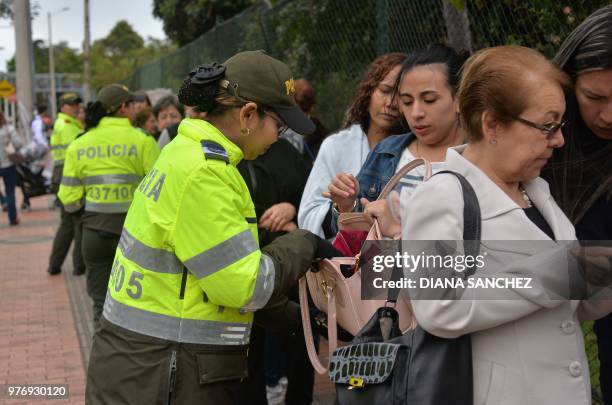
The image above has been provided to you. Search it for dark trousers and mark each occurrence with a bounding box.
[48,207,85,272]
[264,331,286,386]
[0,165,17,223]
[595,313,612,405]
[82,227,120,330]
[236,325,316,405]
[87,319,242,405]
[235,325,267,405]
[285,330,316,405]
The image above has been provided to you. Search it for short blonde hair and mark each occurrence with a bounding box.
[459,45,571,142]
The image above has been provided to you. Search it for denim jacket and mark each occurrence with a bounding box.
[331,132,415,233]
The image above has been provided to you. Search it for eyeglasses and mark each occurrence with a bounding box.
[514,116,566,138]
[263,110,288,135]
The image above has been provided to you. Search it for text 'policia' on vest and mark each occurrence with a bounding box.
[58,116,159,214]
[76,144,139,160]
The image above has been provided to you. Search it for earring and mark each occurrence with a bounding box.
[240,128,250,137]
[490,139,497,145]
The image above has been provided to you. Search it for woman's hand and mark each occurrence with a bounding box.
[361,198,401,238]
[259,202,296,232]
[571,246,612,287]
[280,222,298,232]
[321,173,359,212]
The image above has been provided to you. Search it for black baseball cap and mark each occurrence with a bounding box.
[59,92,82,106]
[97,84,134,113]
[222,50,315,135]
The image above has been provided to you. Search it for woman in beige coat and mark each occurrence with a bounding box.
[393,46,612,405]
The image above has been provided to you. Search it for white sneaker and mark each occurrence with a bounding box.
[266,381,286,405]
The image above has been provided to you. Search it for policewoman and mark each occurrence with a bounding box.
[58,84,160,328]
[85,51,335,405]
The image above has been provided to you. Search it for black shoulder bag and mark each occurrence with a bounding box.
[330,171,480,405]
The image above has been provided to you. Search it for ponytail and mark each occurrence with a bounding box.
[84,101,107,131]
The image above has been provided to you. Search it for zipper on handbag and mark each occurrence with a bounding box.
[167,350,177,405]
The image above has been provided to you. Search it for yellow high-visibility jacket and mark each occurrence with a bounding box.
[103,118,280,345]
[50,112,83,165]
[58,116,160,214]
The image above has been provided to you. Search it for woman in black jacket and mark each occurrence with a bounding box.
[543,5,612,404]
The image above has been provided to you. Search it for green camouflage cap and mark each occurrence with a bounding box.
[97,84,134,113]
[222,50,315,135]
[58,92,82,106]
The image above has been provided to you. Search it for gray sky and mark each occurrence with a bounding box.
[0,0,166,72]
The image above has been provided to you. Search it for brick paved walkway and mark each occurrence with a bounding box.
[0,197,85,405]
[0,195,335,405]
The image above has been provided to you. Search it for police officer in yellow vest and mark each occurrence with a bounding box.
[58,84,160,328]
[51,92,83,187]
[48,93,86,276]
[85,51,337,405]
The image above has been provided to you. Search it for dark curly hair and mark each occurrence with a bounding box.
[343,52,407,132]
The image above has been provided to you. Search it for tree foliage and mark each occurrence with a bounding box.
[95,20,145,58]
[152,0,255,46]
[465,0,607,58]
[6,40,82,73]
[0,0,39,20]
[89,20,175,89]
[0,0,12,19]
[6,20,175,91]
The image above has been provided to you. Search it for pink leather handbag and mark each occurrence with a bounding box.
[299,158,432,374]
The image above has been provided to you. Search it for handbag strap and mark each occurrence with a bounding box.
[434,170,482,276]
[386,257,404,303]
[377,158,432,201]
[387,171,481,302]
[434,170,481,241]
[380,159,430,303]
[299,276,337,374]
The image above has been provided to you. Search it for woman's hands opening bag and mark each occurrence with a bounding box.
[299,158,432,374]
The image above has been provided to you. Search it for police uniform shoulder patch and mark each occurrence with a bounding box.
[201,140,229,163]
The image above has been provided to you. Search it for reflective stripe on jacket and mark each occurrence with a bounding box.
[58,116,160,213]
[103,118,275,345]
[50,112,82,164]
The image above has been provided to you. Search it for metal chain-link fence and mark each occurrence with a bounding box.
[124,0,609,130]
[124,2,608,400]
[125,0,610,128]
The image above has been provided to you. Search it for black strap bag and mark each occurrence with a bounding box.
[330,171,480,405]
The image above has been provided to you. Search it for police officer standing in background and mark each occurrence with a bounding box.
[85,51,338,405]
[58,84,160,328]
[48,93,86,276]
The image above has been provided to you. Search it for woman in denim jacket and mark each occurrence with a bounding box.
[326,44,468,236]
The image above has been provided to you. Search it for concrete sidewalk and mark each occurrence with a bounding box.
[0,196,335,405]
